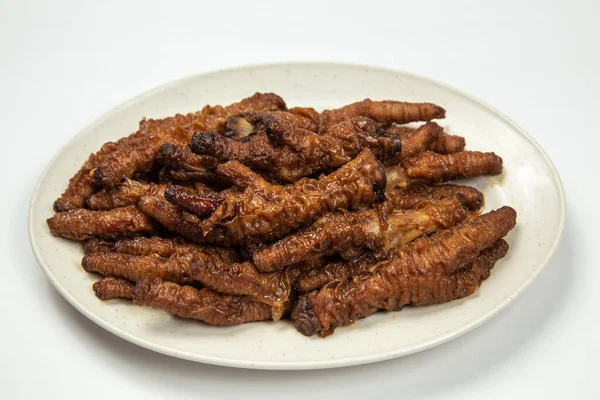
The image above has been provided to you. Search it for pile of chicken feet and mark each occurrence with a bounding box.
[47,93,516,337]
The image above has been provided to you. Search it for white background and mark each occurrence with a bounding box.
[1,0,599,398]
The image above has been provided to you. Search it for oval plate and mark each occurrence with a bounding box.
[29,63,565,370]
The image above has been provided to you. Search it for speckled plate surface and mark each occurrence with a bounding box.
[28,63,565,370]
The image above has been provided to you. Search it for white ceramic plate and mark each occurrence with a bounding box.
[29,63,565,370]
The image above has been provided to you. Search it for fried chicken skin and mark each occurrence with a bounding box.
[138,194,208,243]
[49,93,517,337]
[47,206,155,241]
[264,116,401,167]
[385,151,503,191]
[402,151,503,182]
[93,277,134,300]
[291,206,516,336]
[189,255,323,320]
[164,185,227,218]
[295,255,375,293]
[224,107,320,138]
[133,277,272,325]
[111,236,203,257]
[53,142,123,211]
[83,252,196,284]
[83,236,211,257]
[319,99,445,132]
[295,239,509,333]
[396,122,442,159]
[387,183,484,211]
[190,130,302,182]
[83,238,115,255]
[198,149,386,246]
[429,133,466,154]
[387,124,466,155]
[92,93,286,189]
[253,197,468,272]
[191,117,400,183]
[156,144,219,172]
[54,94,284,211]
[86,180,167,210]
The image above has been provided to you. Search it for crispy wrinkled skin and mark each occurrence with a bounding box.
[265,116,401,167]
[93,277,134,300]
[385,151,503,191]
[157,166,227,185]
[319,99,445,132]
[113,236,196,257]
[190,130,302,182]
[409,240,509,306]
[199,149,386,246]
[133,277,272,325]
[190,254,322,320]
[297,240,509,322]
[91,93,285,189]
[156,144,219,171]
[387,123,466,156]
[429,132,466,154]
[403,151,503,182]
[164,185,226,218]
[47,206,155,241]
[387,183,484,211]
[82,237,236,284]
[397,122,442,159]
[138,194,210,243]
[225,107,320,137]
[191,117,400,182]
[113,236,238,262]
[248,108,321,131]
[291,207,516,336]
[386,125,417,136]
[54,93,284,210]
[53,142,120,211]
[83,252,196,284]
[84,238,115,254]
[86,180,167,210]
[296,255,376,293]
[83,236,214,257]
[253,197,468,272]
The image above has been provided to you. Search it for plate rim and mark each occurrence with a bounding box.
[28,62,566,370]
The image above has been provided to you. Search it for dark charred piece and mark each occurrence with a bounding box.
[190,130,302,182]
[164,185,226,218]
